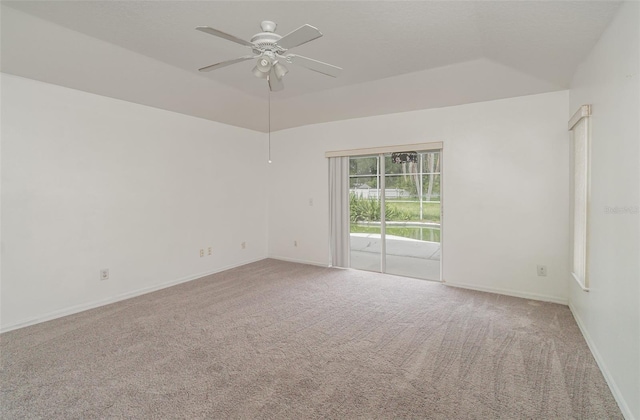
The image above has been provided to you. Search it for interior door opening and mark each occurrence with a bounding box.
[349,150,442,281]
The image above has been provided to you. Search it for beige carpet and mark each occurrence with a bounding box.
[0,259,622,419]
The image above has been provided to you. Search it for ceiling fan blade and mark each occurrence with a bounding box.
[196,26,254,47]
[198,56,256,72]
[268,68,284,92]
[286,54,342,78]
[277,24,323,50]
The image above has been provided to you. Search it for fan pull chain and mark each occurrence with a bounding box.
[268,89,272,164]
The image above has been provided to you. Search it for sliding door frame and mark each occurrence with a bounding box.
[328,142,443,281]
[326,142,443,158]
[380,156,386,273]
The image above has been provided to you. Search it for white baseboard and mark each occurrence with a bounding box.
[443,280,568,305]
[268,255,330,268]
[0,257,267,334]
[569,302,635,420]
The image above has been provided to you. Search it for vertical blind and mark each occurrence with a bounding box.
[569,105,591,291]
[328,156,350,268]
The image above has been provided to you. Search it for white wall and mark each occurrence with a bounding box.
[0,74,268,331]
[568,2,640,419]
[268,90,570,304]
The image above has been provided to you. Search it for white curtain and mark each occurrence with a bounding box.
[328,156,350,268]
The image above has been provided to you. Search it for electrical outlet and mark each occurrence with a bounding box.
[200,249,204,258]
[294,240,298,247]
[241,242,246,249]
[537,265,547,276]
[208,247,212,255]
[309,198,314,206]
[100,269,109,281]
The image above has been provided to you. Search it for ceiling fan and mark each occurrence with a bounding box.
[196,20,342,91]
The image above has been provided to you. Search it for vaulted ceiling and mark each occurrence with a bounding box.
[1,1,621,131]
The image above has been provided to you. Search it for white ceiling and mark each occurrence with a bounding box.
[1,1,621,131]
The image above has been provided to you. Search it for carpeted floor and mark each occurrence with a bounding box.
[0,259,622,419]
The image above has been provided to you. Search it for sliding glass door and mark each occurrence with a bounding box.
[349,155,383,272]
[383,151,441,280]
[349,150,441,281]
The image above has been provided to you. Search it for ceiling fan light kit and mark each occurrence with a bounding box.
[274,62,289,79]
[196,20,342,92]
[252,66,268,79]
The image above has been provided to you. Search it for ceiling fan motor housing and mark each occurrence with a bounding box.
[251,32,284,55]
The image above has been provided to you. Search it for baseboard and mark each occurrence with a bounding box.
[268,255,330,268]
[0,257,267,334]
[443,280,568,305]
[569,302,635,420]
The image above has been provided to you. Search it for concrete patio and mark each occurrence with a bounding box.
[350,233,441,281]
